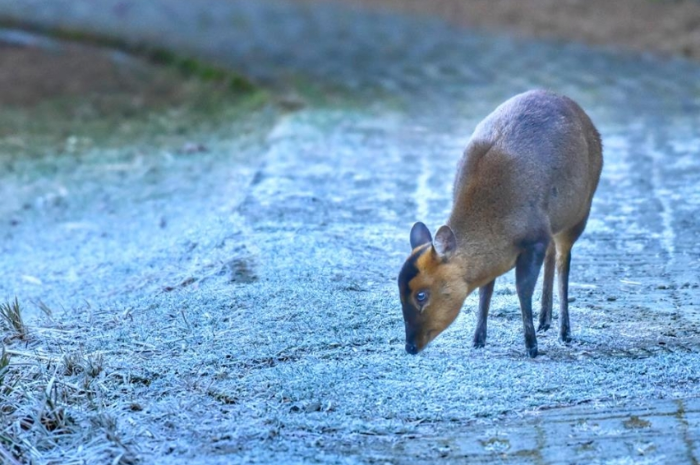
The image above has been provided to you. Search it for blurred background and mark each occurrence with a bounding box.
[306,0,700,58]
[1,0,700,105]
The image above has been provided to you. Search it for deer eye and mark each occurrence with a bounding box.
[416,290,428,304]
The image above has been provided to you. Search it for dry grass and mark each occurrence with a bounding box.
[1,299,27,342]
[0,306,139,464]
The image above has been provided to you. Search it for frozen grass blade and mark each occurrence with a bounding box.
[0,443,22,465]
[0,346,20,465]
[0,299,27,341]
[0,346,8,376]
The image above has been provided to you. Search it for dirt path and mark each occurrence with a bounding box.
[1,1,699,463]
[301,0,700,61]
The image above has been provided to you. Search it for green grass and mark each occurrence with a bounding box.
[0,72,269,164]
[0,19,257,94]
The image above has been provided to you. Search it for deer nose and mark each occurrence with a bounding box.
[405,342,418,355]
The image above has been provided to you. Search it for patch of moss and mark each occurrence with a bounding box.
[0,19,256,94]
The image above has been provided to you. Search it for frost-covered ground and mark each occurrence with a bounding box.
[1,1,700,463]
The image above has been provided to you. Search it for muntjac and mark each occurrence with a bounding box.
[398,90,603,358]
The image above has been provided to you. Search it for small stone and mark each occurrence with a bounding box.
[304,401,322,413]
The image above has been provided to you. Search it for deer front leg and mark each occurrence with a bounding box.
[516,240,548,358]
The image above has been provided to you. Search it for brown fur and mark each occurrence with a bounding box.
[399,90,603,356]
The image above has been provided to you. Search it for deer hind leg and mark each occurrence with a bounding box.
[538,242,556,332]
[473,279,495,348]
[555,216,588,343]
[556,241,573,343]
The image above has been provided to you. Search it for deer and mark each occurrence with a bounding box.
[398,90,603,358]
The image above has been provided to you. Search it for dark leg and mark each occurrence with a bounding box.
[473,279,495,348]
[538,242,556,332]
[557,215,588,343]
[557,248,573,343]
[516,241,548,358]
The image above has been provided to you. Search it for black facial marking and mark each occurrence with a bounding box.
[398,244,430,299]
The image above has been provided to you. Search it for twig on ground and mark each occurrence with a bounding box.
[4,350,59,363]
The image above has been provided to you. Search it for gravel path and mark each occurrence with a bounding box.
[1,1,699,463]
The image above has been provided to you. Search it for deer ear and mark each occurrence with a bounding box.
[433,225,456,259]
[410,222,432,249]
